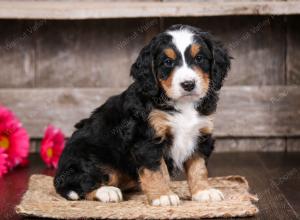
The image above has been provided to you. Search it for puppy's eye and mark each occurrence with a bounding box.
[195,54,204,64]
[163,58,174,68]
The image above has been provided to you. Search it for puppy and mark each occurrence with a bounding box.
[54,24,230,206]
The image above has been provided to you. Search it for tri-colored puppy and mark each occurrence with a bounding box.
[54,24,230,206]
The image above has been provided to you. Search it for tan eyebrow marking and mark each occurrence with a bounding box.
[191,44,201,58]
[164,48,176,60]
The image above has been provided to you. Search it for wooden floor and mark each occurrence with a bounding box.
[0,152,299,220]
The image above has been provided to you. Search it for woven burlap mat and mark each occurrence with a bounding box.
[16,174,259,219]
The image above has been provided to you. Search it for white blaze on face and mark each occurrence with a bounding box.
[167,29,193,62]
[167,29,206,101]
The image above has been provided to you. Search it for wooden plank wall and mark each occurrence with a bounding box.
[0,15,299,152]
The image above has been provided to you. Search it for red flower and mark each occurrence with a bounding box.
[40,125,65,168]
[0,105,30,176]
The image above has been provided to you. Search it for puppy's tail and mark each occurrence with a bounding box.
[54,168,83,201]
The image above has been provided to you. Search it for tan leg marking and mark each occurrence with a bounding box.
[102,166,138,191]
[148,110,170,141]
[139,159,180,206]
[160,157,171,183]
[184,154,224,202]
[184,154,209,195]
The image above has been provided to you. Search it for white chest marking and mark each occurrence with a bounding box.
[167,102,212,170]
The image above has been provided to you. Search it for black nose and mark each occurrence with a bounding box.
[180,80,195,92]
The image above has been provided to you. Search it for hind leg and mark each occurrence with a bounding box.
[84,166,138,202]
[55,163,137,203]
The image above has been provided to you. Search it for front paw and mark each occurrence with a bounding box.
[151,194,180,206]
[192,188,224,202]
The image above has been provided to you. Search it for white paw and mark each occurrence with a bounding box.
[67,191,79,200]
[192,188,224,202]
[151,194,180,206]
[95,186,123,203]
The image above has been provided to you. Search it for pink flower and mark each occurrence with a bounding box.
[0,149,8,177]
[40,125,65,168]
[0,105,30,173]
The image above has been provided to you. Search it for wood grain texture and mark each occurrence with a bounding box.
[0,88,123,138]
[215,138,286,152]
[164,16,286,85]
[0,86,299,138]
[208,153,299,220]
[29,138,289,153]
[287,16,300,85]
[257,152,300,216]
[0,20,35,88]
[35,19,159,88]
[0,1,299,19]
[287,138,300,152]
[216,86,300,137]
[0,16,288,88]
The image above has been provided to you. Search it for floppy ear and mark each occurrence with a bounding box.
[202,33,231,91]
[130,40,159,97]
